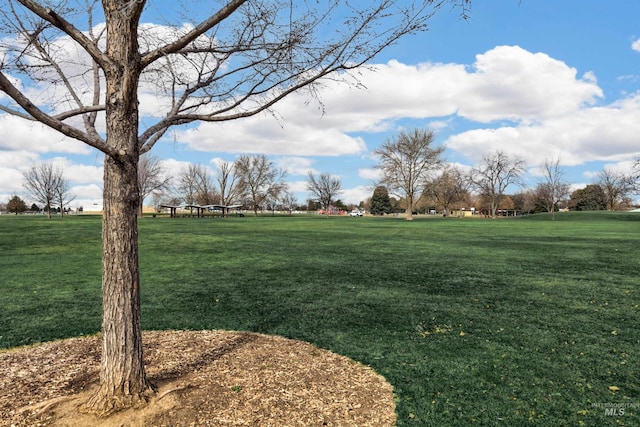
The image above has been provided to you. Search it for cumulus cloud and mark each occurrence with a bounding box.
[72,183,103,200]
[632,38,640,52]
[175,115,368,156]
[287,180,309,194]
[0,167,25,195]
[275,157,317,176]
[0,116,91,154]
[358,168,382,181]
[161,158,204,178]
[70,184,104,210]
[446,91,640,166]
[304,45,602,128]
[2,38,639,204]
[340,185,373,205]
[458,46,602,123]
[0,150,40,169]
[172,45,604,160]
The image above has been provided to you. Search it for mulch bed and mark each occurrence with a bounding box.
[0,330,396,426]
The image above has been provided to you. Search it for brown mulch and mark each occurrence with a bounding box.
[0,330,396,426]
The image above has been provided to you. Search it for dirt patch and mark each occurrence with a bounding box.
[0,330,395,426]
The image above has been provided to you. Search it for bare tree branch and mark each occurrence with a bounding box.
[141,0,247,67]
[0,71,113,154]
[375,128,444,220]
[307,171,342,216]
[235,154,286,216]
[16,0,110,68]
[469,150,524,218]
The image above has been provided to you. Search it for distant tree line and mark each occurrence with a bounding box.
[365,129,640,218]
[11,142,638,219]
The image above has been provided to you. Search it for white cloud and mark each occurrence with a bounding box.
[0,116,91,154]
[358,168,381,181]
[71,183,103,200]
[161,158,205,179]
[428,119,453,132]
[287,180,309,194]
[582,170,601,180]
[276,157,317,176]
[2,38,639,203]
[458,46,602,123]
[314,60,466,130]
[0,150,40,169]
[318,45,602,127]
[447,90,640,167]
[44,157,104,184]
[0,167,25,195]
[632,38,640,52]
[175,116,368,156]
[172,45,604,160]
[340,185,373,205]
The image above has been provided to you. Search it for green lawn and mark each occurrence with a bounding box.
[1,212,639,426]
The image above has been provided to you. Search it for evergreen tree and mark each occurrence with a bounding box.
[370,186,392,215]
[567,184,607,211]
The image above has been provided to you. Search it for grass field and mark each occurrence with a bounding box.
[1,212,639,426]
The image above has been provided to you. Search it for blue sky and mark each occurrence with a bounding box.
[1,0,640,209]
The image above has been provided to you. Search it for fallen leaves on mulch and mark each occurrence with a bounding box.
[0,330,396,426]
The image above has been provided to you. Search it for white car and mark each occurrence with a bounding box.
[349,210,363,217]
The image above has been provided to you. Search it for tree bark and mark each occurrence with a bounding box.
[83,1,153,415]
[406,194,414,220]
[84,151,154,415]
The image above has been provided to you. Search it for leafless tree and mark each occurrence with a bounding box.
[423,166,469,216]
[138,153,171,217]
[469,151,524,218]
[215,160,241,212]
[375,129,444,220]
[178,164,200,207]
[177,163,217,208]
[0,0,470,414]
[534,157,570,220]
[55,173,76,218]
[598,167,634,211]
[235,154,286,216]
[307,172,342,216]
[22,162,64,218]
[280,189,298,215]
[194,166,218,205]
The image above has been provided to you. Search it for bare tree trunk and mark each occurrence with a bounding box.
[406,195,414,220]
[84,2,153,415]
[85,152,153,415]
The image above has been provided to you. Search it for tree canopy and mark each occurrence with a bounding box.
[370,185,392,215]
[22,162,74,219]
[306,172,342,216]
[469,150,524,218]
[7,195,27,214]
[375,129,444,220]
[568,184,607,211]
